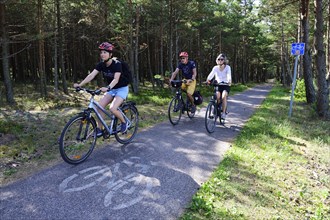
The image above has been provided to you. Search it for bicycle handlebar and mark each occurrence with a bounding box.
[171,79,189,83]
[170,79,191,88]
[202,81,229,86]
[75,87,102,96]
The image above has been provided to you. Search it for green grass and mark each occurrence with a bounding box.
[180,85,330,220]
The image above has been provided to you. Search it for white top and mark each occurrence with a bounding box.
[207,65,232,84]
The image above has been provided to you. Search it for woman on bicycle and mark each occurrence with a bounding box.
[169,51,197,113]
[74,42,129,137]
[206,53,232,119]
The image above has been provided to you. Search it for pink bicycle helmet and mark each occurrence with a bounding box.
[179,51,189,57]
[98,42,114,53]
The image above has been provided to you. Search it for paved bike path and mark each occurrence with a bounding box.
[0,84,272,220]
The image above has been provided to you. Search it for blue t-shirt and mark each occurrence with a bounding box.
[95,60,128,89]
[178,60,196,79]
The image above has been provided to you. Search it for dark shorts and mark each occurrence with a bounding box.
[217,85,230,94]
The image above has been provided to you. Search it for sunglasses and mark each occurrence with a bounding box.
[217,58,224,61]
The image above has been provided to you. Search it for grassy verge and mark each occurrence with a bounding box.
[180,85,330,219]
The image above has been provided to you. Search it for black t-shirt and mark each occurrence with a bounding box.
[177,60,196,79]
[95,60,128,89]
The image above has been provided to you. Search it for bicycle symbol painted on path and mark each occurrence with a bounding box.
[59,157,160,210]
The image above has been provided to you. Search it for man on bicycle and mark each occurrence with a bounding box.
[74,42,129,137]
[169,51,197,113]
[206,53,232,119]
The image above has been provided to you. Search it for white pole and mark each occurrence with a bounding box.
[289,55,299,117]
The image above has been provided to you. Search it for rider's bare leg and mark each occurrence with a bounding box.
[222,90,228,113]
[97,93,113,129]
[109,96,125,123]
[187,93,195,106]
[216,91,221,106]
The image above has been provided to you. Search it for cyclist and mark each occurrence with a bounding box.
[74,42,129,137]
[206,53,232,119]
[169,51,197,113]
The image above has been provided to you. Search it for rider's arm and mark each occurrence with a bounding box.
[170,68,179,81]
[107,72,121,89]
[206,66,216,82]
[227,66,232,86]
[74,69,99,87]
[191,68,197,81]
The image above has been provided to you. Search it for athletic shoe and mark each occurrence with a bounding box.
[121,122,128,133]
[191,105,196,113]
[93,127,103,138]
[221,112,226,119]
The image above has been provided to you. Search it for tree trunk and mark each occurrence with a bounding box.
[127,0,137,94]
[134,5,140,93]
[285,42,293,86]
[160,5,164,79]
[168,0,174,73]
[301,0,316,103]
[57,0,68,94]
[146,22,155,88]
[314,0,329,117]
[281,18,286,85]
[53,0,59,95]
[327,1,330,84]
[37,0,47,97]
[0,2,15,104]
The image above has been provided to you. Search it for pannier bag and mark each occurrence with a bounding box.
[193,90,203,105]
[171,80,183,88]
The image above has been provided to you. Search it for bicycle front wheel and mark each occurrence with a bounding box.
[115,105,139,144]
[168,97,182,125]
[205,102,217,133]
[59,115,97,164]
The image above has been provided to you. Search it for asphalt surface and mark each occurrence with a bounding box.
[0,84,272,220]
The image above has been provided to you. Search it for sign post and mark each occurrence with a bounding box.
[289,43,305,117]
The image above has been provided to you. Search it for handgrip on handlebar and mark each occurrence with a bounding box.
[74,87,102,95]
[203,80,229,86]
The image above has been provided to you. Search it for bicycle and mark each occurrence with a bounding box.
[59,87,139,164]
[168,80,195,125]
[204,81,229,133]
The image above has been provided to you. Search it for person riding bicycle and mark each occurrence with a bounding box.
[206,53,232,120]
[74,42,129,137]
[169,51,197,113]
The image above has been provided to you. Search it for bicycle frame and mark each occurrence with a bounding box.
[86,95,131,135]
[173,87,190,110]
[209,82,228,109]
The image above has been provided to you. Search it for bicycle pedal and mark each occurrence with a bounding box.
[103,134,110,139]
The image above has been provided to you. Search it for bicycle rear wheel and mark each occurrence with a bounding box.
[59,115,97,164]
[205,102,217,133]
[115,105,139,144]
[168,97,182,125]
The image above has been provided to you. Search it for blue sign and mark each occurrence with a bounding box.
[291,43,305,55]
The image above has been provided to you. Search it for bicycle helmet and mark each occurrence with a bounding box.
[98,42,114,53]
[216,53,227,64]
[179,51,189,57]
